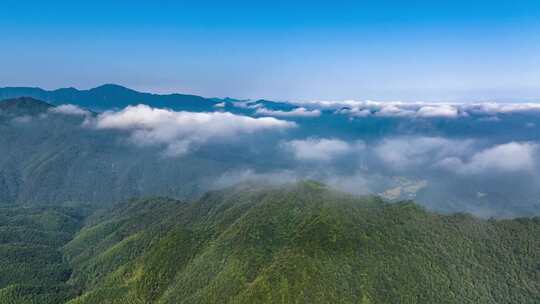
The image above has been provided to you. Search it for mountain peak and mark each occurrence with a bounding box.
[91,84,135,93]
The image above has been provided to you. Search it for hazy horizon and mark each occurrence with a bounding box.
[2,83,540,104]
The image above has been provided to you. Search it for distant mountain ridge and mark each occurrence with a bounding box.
[0,84,302,115]
[0,84,224,112]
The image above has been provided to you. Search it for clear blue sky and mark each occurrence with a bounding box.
[1,0,539,101]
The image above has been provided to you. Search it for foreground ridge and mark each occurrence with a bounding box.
[2,183,536,303]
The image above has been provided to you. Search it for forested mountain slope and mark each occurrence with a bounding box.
[0,204,87,303]
[57,182,540,303]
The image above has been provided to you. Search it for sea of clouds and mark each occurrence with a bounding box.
[35,98,540,217]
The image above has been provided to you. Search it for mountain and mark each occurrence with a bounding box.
[0,84,223,112]
[2,183,537,303]
[0,84,307,115]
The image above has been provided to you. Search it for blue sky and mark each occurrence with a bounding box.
[1,0,540,101]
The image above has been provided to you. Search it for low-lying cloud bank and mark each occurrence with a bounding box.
[290,100,540,119]
[89,104,296,156]
[255,107,321,117]
[5,95,540,217]
[280,136,539,175]
[438,142,538,174]
[282,138,364,161]
[373,137,474,170]
[58,102,540,217]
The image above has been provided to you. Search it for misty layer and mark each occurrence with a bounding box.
[2,95,540,217]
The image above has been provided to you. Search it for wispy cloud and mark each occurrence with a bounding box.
[282,137,364,161]
[212,169,301,188]
[438,142,538,174]
[49,104,91,116]
[296,100,540,119]
[416,105,459,118]
[373,137,474,170]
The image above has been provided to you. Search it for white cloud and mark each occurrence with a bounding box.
[296,99,368,110]
[232,101,262,109]
[338,108,371,117]
[439,142,538,174]
[50,104,91,116]
[376,104,416,117]
[255,107,321,117]
[92,104,296,156]
[282,138,364,161]
[295,99,540,119]
[462,103,540,115]
[374,137,473,169]
[416,105,458,118]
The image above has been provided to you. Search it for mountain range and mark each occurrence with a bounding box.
[1,85,540,303]
[0,84,218,112]
[0,84,299,115]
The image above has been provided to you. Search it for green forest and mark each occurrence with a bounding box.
[1,182,539,303]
